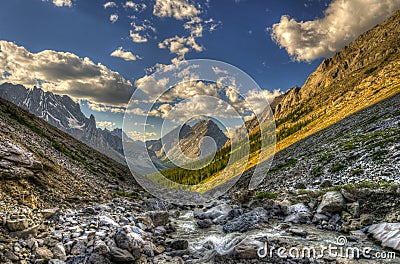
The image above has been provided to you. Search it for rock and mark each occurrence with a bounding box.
[288,228,308,237]
[231,239,264,260]
[35,247,54,261]
[360,214,374,226]
[320,179,333,188]
[88,253,111,264]
[312,213,329,224]
[99,215,119,227]
[7,217,29,231]
[10,224,40,238]
[317,191,345,214]
[41,208,60,219]
[114,226,144,251]
[110,246,137,263]
[71,239,87,255]
[170,239,189,250]
[93,240,109,256]
[368,223,400,251]
[346,201,360,218]
[195,204,232,220]
[284,203,312,224]
[147,211,169,227]
[52,243,67,261]
[196,219,212,229]
[223,207,268,233]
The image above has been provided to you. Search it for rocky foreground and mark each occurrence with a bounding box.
[1,183,400,263]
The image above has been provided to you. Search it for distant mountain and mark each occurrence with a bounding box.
[0,83,130,164]
[147,120,228,165]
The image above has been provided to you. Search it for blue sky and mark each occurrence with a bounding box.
[1,0,399,138]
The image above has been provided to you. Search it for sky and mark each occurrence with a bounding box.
[1,0,399,140]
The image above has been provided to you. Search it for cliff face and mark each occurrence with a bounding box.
[268,9,400,150]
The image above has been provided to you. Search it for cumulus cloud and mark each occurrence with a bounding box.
[87,102,127,113]
[124,1,147,12]
[158,35,202,61]
[110,14,119,23]
[96,121,116,130]
[0,40,133,106]
[110,47,141,61]
[52,0,72,7]
[104,1,117,8]
[245,89,282,115]
[271,0,400,62]
[127,131,157,141]
[163,96,239,124]
[130,30,148,43]
[153,0,200,20]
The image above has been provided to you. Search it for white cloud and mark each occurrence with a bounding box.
[0,40,133,106]
[111,47,141,61]
[87,102,127,113]
[153,0,200,20]
[245,89,282,115]
[124,1,147,12]
[164,96,239,124]
[96,121,116,130]
[104,1,117,8]
[271,0,400,62]
[52,0,72,7]
[130,30,148,43]
[110,14,119,23]
[127,131,157,141]
[158,35,202,61]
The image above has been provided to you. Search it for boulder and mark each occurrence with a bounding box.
[223,207,268,233]
[35,247,54,261]
[317,191,345,214]
[284,203,312,224]
[170,239,189,250]
[41,208,60,219]
[368,223,400,251]
[110,247,137,263]
[147,211,169,227]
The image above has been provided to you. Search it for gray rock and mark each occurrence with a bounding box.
[284,203,312,224]
[147,211,169,227]
[52,243,67,261]
[317,191,345,213]
[368,222,400,251]
[170,239,189,250]
[223,207,268,233]
[197,219,212,229]
[110,246,136,263]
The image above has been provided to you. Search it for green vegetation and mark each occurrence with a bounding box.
[255,191,280,199]
[330,163,345,172]
[268,158,298,174]
[115,190,140,199]
[1,172,14,180]
[277,119,313,141]
[311,165,323,176]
